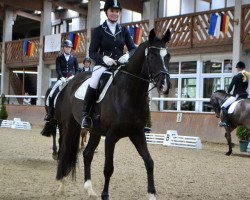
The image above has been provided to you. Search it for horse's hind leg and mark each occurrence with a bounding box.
[52,131,58,160]
[225,129,234,156]
[83,132,101,198]
[129,132,156,200]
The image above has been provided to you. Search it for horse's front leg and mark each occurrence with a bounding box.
[83,132,101,198]
[224,128,234,156]
[129,131,156,200]
[101,132,116,200]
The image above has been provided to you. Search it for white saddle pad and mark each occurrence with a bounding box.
[228,99,244,114]
[74,71,114,103]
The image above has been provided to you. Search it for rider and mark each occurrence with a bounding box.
[82,57,92,72]
[219,61,249,127]
[81,0,136,129]
[44,39,80,121]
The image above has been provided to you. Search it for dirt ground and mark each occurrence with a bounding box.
[0,126,249,200]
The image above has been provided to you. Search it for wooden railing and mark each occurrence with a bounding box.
[3,5,250,67]
[242,5,250,49]
[155,7,234,53]
[5,37,40,66]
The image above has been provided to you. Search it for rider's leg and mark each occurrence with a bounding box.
[81,66,106,129]
[44,86,60,121]
[219,96,237,127]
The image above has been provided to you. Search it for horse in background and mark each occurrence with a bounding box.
[43,29,171,200]
[210,90,250,155]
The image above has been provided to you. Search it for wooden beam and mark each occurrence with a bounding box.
[14,10,41,22]
[119,0,143,13]
[0,0,43,11]
[52,0,87,15]
[201,0,211,3]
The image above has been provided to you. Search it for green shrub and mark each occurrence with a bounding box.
[0,94,8,120]
[236,126,250,141]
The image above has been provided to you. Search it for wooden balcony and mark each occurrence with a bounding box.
[3,5,250,68]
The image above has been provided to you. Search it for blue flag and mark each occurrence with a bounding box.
[208,13,218,36]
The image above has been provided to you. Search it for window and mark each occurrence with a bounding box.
[181,78,196,111]
[155,57,232,113]
[181,61,197,74]
[203,61,222,73]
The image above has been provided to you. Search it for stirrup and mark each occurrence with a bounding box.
[81,116,93,129]
[44,114,52,122]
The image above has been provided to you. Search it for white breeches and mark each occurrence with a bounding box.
[49,80,62,97]
[221,95,239,108]
[89,65,107,89]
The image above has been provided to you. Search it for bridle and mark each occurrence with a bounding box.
[120,45,170,89]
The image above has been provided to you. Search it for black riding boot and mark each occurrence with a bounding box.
[81,86,96,129]
[219,107,229,127]
[44,97,54,122]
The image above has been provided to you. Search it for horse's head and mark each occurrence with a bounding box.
[143,29,171,95]
[210,90,228,118]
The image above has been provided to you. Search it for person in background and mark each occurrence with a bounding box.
[23,92,31,105]
[44,39,80,121]
[82,57,92,72]
[219,61,249,127]
[80,0,136,129]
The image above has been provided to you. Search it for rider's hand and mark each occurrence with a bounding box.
[103,56,117,66]
[118,53,129,64]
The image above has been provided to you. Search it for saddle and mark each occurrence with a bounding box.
[75,67,120,103]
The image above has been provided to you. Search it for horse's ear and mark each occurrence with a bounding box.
[162,29,171,43]
[149,29,156,43]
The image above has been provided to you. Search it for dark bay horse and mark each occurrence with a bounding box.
[210,90,250,155]
[48,29,171,200]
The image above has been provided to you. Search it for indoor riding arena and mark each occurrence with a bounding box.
[0,125,249,200]
[1,0,250,200]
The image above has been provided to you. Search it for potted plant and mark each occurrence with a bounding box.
[236,126,250,152]
[0,94,8,121]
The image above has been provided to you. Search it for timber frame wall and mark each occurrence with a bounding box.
[2,5,250,68]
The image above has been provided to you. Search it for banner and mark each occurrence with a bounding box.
[44,34,61,53]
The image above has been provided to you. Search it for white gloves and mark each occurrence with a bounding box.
[118,53,129,64]
[103,56,117,66]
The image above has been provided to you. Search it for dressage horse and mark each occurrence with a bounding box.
[48,29,171,200]
[210,90,250,155]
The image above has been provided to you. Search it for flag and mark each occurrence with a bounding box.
[134,27,142,45]
[215,14,221,38]
[23,40,28,55]
[220,14,229,33]
[23,40,35,57]
[68,32,81,51]
[208,13,218,36]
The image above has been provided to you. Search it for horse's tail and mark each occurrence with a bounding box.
[242,70,250,82]
[56,120,81,180]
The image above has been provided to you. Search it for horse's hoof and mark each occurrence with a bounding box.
[148,193,156,200]
[84,180,97,197]
[225,151,232,156]
[52,153,58,160]
[101,194,109,200]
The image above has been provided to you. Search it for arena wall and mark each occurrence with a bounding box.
[5,105,237,144]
